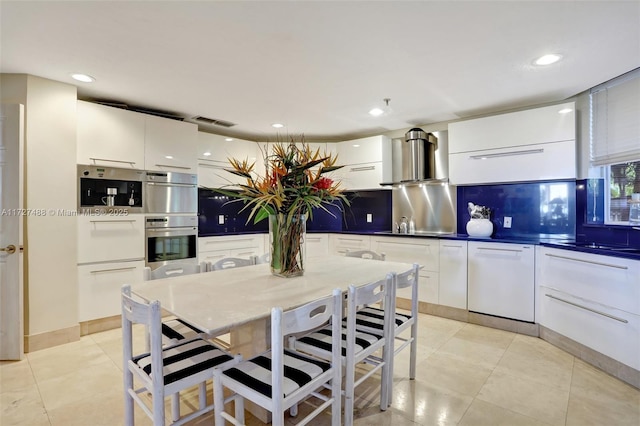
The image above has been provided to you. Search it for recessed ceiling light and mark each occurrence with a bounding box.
[558,108,573,114]
[225,138,234,141]
[534,54,562,66]
[165,155,173,159]
[203,152,211,156]
[369,108,384,117]
[70,73,95,83]
[352,144,360,148]
[272,123,284,128]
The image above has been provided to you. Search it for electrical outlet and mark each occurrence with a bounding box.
[366,213,373,223]
[218,215,225,225]
[504,216,512,228]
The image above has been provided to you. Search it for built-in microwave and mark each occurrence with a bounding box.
[144,171,197,214]
[78,165,145,213]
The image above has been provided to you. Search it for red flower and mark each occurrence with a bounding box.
[313,177,333,191]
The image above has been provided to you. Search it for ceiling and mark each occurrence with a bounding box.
[1,1,639,142]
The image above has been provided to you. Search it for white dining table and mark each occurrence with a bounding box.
[130,255,414,422]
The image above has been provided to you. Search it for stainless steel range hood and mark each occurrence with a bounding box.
[388,129,448,185]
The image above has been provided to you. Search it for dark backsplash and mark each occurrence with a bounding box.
[198,188,392,236]
[456,180,577,240]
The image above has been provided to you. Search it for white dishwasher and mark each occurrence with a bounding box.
[467,241,535,322]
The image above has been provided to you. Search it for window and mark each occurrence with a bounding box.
[589,68,640,225]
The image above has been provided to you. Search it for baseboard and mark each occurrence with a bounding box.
[25,324,80,352]
[539,325,640,390]
[79,315,122,336]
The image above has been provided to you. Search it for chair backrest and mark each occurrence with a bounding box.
[345,250,386,261]
[210,257,255,271]
[271,288,342,403]
[121,285,164,382]
[253,252,271,265]
[394,263,420,316]
[143,262,206,281]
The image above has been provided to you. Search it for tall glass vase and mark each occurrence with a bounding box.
[268,213,306,278]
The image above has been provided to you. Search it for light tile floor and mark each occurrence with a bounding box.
[2,313,639,425]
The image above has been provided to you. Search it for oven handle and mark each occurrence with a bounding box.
[145,182,197,188]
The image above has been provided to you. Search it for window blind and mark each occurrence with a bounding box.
[590,68,640,166]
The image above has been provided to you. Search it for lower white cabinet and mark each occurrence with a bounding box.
[536,246,640,370]
[78,260,145,321]
[198,234,265,263]
[370,236,439,304]
[439,240,468,309]
[328,234,371,255]
[305,233,329,258]
[468,241,535,322]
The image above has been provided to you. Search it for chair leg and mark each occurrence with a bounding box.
[198,382,207,409]
[409,323,418,380]
[123,372,134,426]
[331,376,342,426]
[213,370,226,426]
[344,361,356,426]
[171,393,180,422]
[154,389,165,426]
[234,394,245,425]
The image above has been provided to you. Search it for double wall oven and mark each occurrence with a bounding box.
[79,165,199,270]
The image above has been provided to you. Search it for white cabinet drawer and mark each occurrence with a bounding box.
[449,139,576,185]
[537,247,640,315]
[198,235,265,262]
[439,240,468,309]
[77,215,145,264]
[305,234,329,258]
[370,236,439,271]
[78,260,145,321]
[539,286,640,370]
[329,235,371,254]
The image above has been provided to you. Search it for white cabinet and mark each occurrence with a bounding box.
[439,240,468,309]
[198,234,265,263]
[77,215,145,264]
[370,236,439,304]
[144,114,198,172]
[305,233,329,258]
[328,234,371,255]
[335,135,392,190]
[448,102,576,185]
[77,101,145,168]
[536,246,640,370]
[197,132,260,188]
[468,241,535,322]
[78,260,145,321]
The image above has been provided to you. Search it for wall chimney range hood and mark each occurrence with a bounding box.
[384,128,444,186]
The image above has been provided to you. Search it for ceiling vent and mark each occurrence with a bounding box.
[192,116,237,128]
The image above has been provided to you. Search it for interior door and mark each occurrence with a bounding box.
[0,104,25,360]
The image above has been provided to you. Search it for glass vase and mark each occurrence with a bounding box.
[268,213,306,278]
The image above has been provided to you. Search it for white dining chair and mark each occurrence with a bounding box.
[213,288,343,426]
[292,274,394,425]
[345,249,386,261]
[143,262,209,347]
[121,285,240,426]
[210,256,256,270]
[347,263,420,401]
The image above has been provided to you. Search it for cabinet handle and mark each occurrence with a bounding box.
[154,164,191,170]
[237,251,254,256]
[350,165,375,172]
[545,253,628,270]
[90,266,137,274]
[477,247,523,253]
[442,244,463,248]
[89,158,136,166]
[198,163,226,169]
[89,219,137,224]
[545,293,629,324]
[469,148,544,160]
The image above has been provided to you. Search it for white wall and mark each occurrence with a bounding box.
[1,74,79,349]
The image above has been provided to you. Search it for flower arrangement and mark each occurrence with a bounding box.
[467,202,491,219]
[218,140,349,277]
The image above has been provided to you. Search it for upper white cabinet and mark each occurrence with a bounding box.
[77,100,146,168]
[144,115,198,172]
[448,102,576,185]
[198,133,260,188]
[335,135,392,190]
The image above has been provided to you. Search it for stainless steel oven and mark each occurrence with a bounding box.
[145,215,198,270]
[144,171,197,214]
